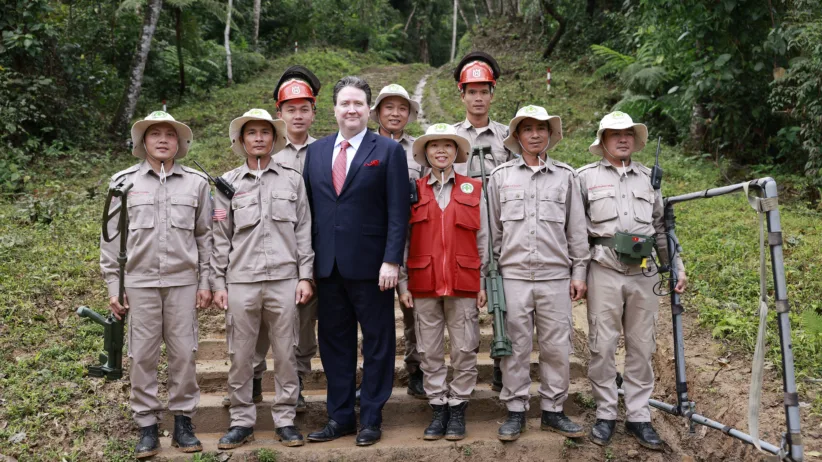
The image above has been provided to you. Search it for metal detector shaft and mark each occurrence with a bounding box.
[617,390,782,455]
[661,177,802,461]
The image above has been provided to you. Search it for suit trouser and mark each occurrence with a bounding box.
[499,278,573,412]
[126,284,199,427]
[317,265,396,428]
[401,304,422,374]
[226,279,299,428]
[587,262,658,421]
[414,296,479,406]
[253,296,318,379]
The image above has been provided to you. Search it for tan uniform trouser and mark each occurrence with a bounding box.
[126,284,199,427]
[587,262,658,421]
[253,296,318,379]
[226,279,299,428]
[499,278,572,412]
[414,296,480,406]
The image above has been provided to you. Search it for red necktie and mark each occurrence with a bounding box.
[332,140,351,195]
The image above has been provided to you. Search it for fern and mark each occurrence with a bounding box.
[802,309,822,337]
[590,44,635,78]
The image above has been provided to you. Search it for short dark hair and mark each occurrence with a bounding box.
[333,76,371,106]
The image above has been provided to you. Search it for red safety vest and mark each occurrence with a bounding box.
[407,173,482,298]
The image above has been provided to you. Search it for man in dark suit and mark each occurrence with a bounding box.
[303,76,409,446]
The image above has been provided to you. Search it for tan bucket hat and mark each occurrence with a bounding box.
[503,105,563,154]
[131,111,193,160]
[411,123,471,168]
[228,108,287,157]
[369,84,420,124]
[589,111,649,156]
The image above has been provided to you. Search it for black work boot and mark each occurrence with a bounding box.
[171,415,202,453]
[221,377,264,407]
[590,419,617,446]
[296,376,307,413]
[407,368,426,399]
[445,402,468,441]
[626,421,664,451]
[492,360,503,392]
[497,411,527,441]
[217,426,255,449]
[276,425,305,447]
[423,404,450,440]
[540,411,584,438]
[135,424,160,459]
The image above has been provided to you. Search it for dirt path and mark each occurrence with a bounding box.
[412,72,432,130]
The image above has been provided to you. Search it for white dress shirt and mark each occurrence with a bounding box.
[332,128,368,174]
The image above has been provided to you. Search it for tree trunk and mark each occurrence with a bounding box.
[483,0,493,16]
[451,0,458,62]
[586,0,596,16]
[403,3,417,34]
[471,0,481,24]
[252,0,261,51]
[175,7,185,98]
[417,21,429,64]
[541,0,566,59]
[458,2,470,28]
[224,0,233,85]
[110,0,163,136]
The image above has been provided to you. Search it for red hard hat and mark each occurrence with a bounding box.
[276,79,315,107]
[458,60,496,90]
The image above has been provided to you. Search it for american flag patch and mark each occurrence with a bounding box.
[213,208,227,221]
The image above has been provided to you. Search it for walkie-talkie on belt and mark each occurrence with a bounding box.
[193,160,236,199]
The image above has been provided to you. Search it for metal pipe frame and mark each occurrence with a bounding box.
[658,177,803,461]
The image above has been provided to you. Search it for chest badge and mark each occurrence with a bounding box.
[460,183,474,194]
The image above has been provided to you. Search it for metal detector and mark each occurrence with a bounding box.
[621,177,803,461]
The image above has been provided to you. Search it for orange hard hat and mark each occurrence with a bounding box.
[277,78,315,107]
[454,51,501,90]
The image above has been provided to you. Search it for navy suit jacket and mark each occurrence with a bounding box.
[304,130,410,280]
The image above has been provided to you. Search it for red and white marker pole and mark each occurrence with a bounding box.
[162,99,167,112]
[294,41,299,54]
[546,67,552,92]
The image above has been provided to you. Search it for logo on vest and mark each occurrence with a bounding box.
[460,183,474,194]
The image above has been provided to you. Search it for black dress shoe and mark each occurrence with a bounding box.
[492,360,503,392]
[296,376,307,413]
[221,377,263,407]
[407,369,426,398]
[135,424,160,459]
[217,426,255,449]
[423,404,450,440]
[171,415,202,453]
[307,419,356,442]
[625,421,664,451]
[356,426,382,446]
[445,402,468,441]
[276,425,305,447]
[590,419,616,446]
[497,411,527,441]
[540,411,584,438]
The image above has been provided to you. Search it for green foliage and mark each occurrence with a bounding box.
[256,448,279,462]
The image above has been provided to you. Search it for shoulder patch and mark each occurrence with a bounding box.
[181,165,209,181]
[552,160,578,177]
[110,164,140,183]
[491,158,517,176]
[576,162,599,174]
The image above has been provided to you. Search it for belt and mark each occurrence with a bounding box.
[590,237,614,248]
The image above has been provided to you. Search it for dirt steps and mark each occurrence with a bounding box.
[154,417,581,461]
[196,351,586,393]
[161,382,589,433]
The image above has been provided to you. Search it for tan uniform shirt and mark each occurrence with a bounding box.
[276,135,316,173]
[577,158,685,275]
[453,119,513,177]
[487,156,589,281]
[100,161,212,297]
[398,170,489,293]
[210,160,313,291]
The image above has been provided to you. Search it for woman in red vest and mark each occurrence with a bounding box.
[397,123,487,441]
